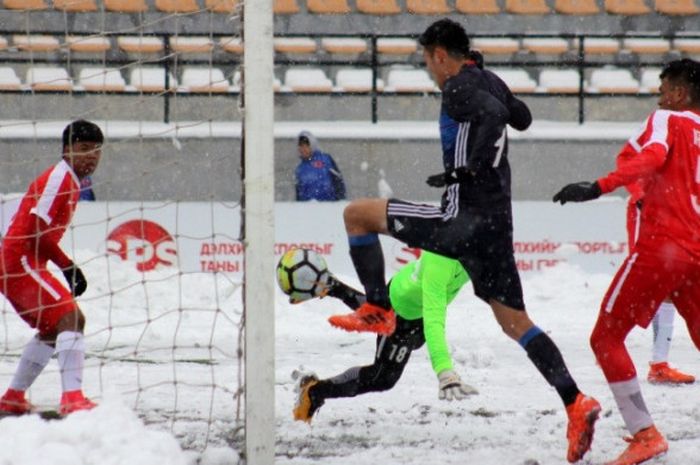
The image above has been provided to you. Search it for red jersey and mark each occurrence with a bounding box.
[597,110,700,257]
[1,159,79,271]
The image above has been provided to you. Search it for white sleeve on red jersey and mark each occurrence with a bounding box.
[639,110,672,153]
[29,160,78,226]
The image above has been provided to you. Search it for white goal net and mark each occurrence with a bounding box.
[0,2,274,462]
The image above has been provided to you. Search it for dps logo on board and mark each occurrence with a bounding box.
[106,220,177,271]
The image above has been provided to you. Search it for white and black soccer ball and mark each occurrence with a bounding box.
[276,248,330,304]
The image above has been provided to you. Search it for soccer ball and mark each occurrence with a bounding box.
[276,248,330,304]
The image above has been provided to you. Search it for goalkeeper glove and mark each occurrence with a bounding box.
[552,181,602,205]
[62,264,88,297]
[438,369,478,401]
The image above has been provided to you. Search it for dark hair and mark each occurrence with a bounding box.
[298,135,310,145]
[660,58,700,104]
[418,18,470,59]
[62,119,104,150]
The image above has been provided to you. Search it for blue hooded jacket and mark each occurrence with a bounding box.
[295,131,346,201]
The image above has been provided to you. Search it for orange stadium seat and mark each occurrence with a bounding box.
[505,0,550,13]
[205,0,238,12]
[640,68,661,93]
[471,38,520,54]
[129,67,178,92]
[555,0,600,14]
[118,36,164,53]
[155,0,200,12]
[307,0,351,13]
[522,38,569,54]
[13,35,60,52]
[0,37,7,50]
[573,37,620,54]
[655,0,699,14]
[78,67,126,92]
[181,67,230,93]
[66,36,111,53]
[455,0,500,13]
[377,38,418,54]
[0,67,22,90]
[274,0,300,13]
[53,0,98,11]
[622,37,670,54]
[219,36,243,53]
[506,0,550,15]
[673,36,700,53]
[274,37,317,54]
[26,67,73,91]
[604,0,650,14]
[170,36,215,53]
[3,0,47,10]
[357,0,401,14]
[321,38,368,54]
[284,68,333,92]
[406,0,452,14]
[104,0,148,12]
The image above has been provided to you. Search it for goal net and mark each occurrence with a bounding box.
[0,2,274,462]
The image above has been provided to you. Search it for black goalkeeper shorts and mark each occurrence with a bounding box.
[386,198,525,310]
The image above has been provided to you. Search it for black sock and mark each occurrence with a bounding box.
[327,276,366,310]
[520,327,580,407]
[348,234,390,309]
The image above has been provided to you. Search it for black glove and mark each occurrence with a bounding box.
[426,168,472,188]
[62,264,87,297]
[552,181,602,205]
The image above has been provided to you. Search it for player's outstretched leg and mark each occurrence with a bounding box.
[0,334,54,414]
[492,303,600,463]
[647,302,695,384]
[329,199,396,335]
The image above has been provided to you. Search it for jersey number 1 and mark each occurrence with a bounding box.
[492,128,506,168]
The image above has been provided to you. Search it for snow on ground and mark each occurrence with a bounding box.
[0,254,698,464]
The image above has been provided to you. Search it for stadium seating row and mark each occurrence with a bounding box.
[0,65,663,94]
[1,34,699,56]
[2,0,699,15]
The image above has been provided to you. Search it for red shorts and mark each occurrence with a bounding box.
[625,199,641,251]
[1,256,77,336]
[600,238,700,329]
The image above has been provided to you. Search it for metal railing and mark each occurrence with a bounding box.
[0,30,696,123]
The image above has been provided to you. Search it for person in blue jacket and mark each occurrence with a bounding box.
[295,131,346,201]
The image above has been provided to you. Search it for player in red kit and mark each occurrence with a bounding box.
[0,120,103,416]
[554,59,700,465]
[610,80,696,386]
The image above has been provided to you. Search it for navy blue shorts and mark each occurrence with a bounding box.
[386,198,525,310]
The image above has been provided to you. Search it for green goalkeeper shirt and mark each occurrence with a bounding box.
[388,250,470,375]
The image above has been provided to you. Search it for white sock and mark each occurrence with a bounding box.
[55,331,85,393]
[9,335,55,391]
[651,302,675,363]
[610,378,653,435]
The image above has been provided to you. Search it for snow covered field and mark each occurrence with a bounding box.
[0,253,698,465]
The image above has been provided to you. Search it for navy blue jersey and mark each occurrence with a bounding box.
[439,64,531,210]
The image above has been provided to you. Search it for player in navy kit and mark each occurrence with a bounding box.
[328,19,601,463]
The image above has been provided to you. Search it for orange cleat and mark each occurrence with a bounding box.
[565,393,602,463]
[293,374,323,423]
[0,389,34,414]
[604,425,668,465]
[647,362,695,385]
[328,302,396,335]
[59,390,96,415]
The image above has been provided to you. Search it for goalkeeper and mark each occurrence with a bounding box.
[293,250,478,423]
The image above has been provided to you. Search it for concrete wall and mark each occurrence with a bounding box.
[0,135,624,203]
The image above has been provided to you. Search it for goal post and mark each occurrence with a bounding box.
[242,0,276,463]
